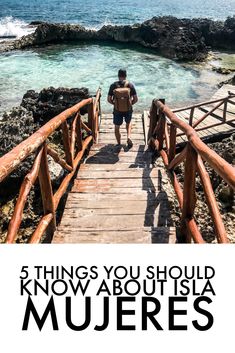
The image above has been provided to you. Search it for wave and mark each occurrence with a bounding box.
[85,18,117,31]
[0,16,35,40]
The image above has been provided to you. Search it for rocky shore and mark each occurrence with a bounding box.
[0,87,90,242]
[0,16,235,61]
[156,129,235,243]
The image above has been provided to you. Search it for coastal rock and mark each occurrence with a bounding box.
[0,86,90,190]
[212,66,234,75]
[0,107,37,194]
[166,132,235,242]
[2,16,235,61]
[21,86,90,123]
[219,74,235,87]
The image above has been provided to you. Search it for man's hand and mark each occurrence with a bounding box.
[107,95,114,105]
[132,95,138,105]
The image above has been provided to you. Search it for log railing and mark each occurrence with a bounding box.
[148,99,235,244]
[0,88,101,243]
[172,92,235,135]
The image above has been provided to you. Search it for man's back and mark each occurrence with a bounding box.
[108,80,137,107]
[107,69,138,146]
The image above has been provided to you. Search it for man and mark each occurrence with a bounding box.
[107,69,138,147]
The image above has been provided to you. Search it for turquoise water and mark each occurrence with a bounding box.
[0,1,234,113]
[0,42,221,113]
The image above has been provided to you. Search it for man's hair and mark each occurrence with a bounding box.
[118,69,127,78]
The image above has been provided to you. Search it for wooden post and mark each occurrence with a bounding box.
[38,144,56,242]
[157,114,166,151]
[88,101,94,130]
[169,125,177,162]
[6,148,43,243]
[197,156,229,243]
[189,107,194,126]
[148,100,159,141]
[76,114,83,152]
[181,143,198,243]
[164,122,170,152]
[92,104,97,143]
[61,121,73,168]
[71,114,78,161]
[223,99,227,123]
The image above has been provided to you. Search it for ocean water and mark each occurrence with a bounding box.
[0,43,227,113]
[0,0,235,28]
[0,0,234,113]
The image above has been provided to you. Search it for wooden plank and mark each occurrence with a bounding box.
[98,133,144,139]
[66,192,161,201]
[99,137,144,146]
[88,150,152,158]
[79,163,148,170]
[62,204,170,216]
[77,169,159,179]
[58,213,173,228]
[101,126,143,135]
[53,227,176,244]
[73,178,161,189]
[90,144,149,152]
[70,187,160,194]
[64,198,167,209]
[85,156,152,164]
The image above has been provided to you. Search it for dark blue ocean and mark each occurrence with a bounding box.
[0,0,235,112]
[0,0,235,26]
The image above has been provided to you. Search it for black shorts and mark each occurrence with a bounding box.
[113,110,132,126]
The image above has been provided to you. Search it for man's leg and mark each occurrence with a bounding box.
[126,122,132,140]
[113,111,123,144]
[125,111,133,147]
[114,125,121,144]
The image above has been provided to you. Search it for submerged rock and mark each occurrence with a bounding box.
[1,16,235,61]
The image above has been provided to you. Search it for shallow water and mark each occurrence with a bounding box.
[0,42,227,114]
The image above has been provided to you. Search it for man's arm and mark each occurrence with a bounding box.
[107,95,114,105]
[131,95,138,105]
[107,84,114,105]
[130,83,138,105]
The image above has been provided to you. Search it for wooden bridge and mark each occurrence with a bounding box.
[0,85,235,244]
[53,113,175,243]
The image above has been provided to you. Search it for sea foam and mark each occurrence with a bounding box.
[0,16,35,40]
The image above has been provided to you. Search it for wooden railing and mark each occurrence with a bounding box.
[172,92,235,136]
[0,88,101,243]
[148,99,235,244]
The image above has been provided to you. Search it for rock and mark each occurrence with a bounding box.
[1,16,235,61]
[218,186,234,205]
[0,106,38,193]
[167,132,235,242]
[21,86,90,123]
[219,74,235,87]
[29,21,46,26]
[212,66,233,74]
[0,86,90,192]
[48,156,64,185]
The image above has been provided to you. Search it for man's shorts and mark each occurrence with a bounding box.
[113,110,132,126]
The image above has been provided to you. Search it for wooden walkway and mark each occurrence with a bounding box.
[53,113,176,243]
[53,85,235,244]
[174,84,235,143]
